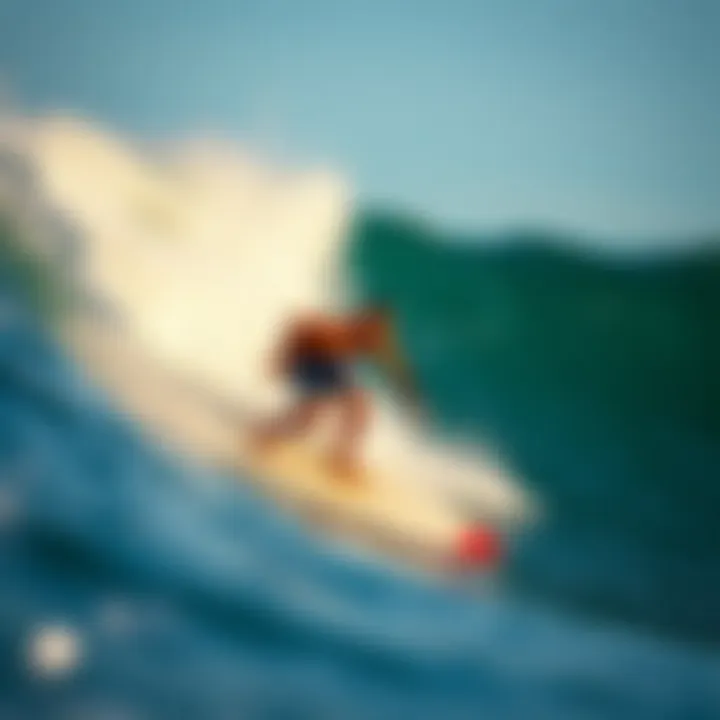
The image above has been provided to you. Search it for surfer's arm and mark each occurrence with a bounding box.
[372,334,423,412]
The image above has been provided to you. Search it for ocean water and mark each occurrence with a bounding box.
[348,211,720,645]
[1,207,720,719]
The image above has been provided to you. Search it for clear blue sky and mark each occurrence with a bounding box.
[1,0,719,239]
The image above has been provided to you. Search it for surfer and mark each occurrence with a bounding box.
[251,306,420,479]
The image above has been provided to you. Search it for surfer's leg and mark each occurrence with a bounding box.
[252,399,325,449]
[330,388,370,479]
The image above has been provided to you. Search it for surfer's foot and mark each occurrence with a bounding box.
[327,453,364,483]
[247,426,278,455]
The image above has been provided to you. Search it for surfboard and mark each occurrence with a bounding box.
[234,433,502,572]
[63,317,502,574]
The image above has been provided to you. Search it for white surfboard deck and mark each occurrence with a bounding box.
[62,318,500,572]
[235,435,484,569]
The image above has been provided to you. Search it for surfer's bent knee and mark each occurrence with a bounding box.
[337,388,369,430]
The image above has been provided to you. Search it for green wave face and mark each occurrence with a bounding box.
[346,209,720,644]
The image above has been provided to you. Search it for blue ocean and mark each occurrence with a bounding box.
[1,206,720,720]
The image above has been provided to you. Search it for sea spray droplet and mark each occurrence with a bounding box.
[26,624,83,679]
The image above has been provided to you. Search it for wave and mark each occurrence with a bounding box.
[347,210,720,643]
[0,115,531,529]
[3,111,719,643]
[1,227,719,719]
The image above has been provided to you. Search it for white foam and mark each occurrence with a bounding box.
[1,114,533,523]
[25,624,82,679]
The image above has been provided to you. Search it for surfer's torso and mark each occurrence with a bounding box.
[283,317,363,397]
[275,310,413,403]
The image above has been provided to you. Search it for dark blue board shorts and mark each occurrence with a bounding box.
[291,357,352,398]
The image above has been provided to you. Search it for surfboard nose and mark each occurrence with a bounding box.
[454,526,502,568]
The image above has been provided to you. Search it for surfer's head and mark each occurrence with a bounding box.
[351,304,391,351]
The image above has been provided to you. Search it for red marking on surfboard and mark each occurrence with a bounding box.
[454,526,502,568]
